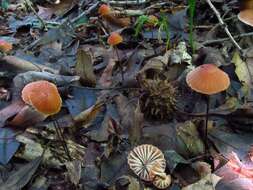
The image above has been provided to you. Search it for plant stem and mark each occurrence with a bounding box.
[205,95,210,152]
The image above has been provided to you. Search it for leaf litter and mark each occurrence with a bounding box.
[1,0,253,189]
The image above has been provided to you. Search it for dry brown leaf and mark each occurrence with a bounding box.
[98,58,116,88]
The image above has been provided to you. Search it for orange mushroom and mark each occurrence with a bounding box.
[0,40,12,53]
[238,0,253,27]
[238,9,253,27]
[107,32,123,46]
[107,32,124,81]
[21,80,62,115]
[186,64,230,95]
[10,80,62,126]
[186,64,230,149]
[98,4,111,16]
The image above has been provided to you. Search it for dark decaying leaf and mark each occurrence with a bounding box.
[0,156,42,190]
[65,86,97,117]
[100,152,128,184]
[0,101,25,128]
[0,128,20,165]
[66,160,82,185]
[75,49,96,86]
[164,149,189,173]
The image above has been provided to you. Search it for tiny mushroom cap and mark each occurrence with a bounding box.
[186,64,230,95]
[152,173,172,189]
[147,15,159,26]
[21,80,62,115]
[0,40,12,53]
[107,32,123,46]
[127,144,166,181]
[98,4,111,16]
[238,9,253,27]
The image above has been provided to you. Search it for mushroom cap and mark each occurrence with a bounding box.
[186,64,230,95]
[21,80,62,115]
[0,40,12,53]
[238,9,253,27]
[107,32,123,46]
[98,4,111,16]
[147,15,159,26]
[152,174,172,189]
[127,144,166,181]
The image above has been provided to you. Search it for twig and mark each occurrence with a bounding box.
[71,2,99,23]
[205,0,242,52]
[202,32,253,45]
[24,0,47,30]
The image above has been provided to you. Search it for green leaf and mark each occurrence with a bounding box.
[0,156,42,190]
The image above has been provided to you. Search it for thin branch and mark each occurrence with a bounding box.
[205,0,242,52]
[202,32,253,45]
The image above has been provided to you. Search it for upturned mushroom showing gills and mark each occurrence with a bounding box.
[127,144,166,181]
[186,64,230,150]
[21,80,62,115]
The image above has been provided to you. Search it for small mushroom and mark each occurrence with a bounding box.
[127,144,166,181]
[11,80,62,126]
[0,39,12,53]
[107,32,123,46]
[107,32,124,81]
[238,1,253,27]
[186,64,230,149]
[152,173,172,189]
[21,80,62,115]
[98,4,111,16]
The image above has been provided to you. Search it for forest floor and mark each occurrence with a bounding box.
[0,0,253,190]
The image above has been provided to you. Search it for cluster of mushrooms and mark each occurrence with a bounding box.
[6,3,243,189]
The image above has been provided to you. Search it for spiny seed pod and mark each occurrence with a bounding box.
[139,78,177,119]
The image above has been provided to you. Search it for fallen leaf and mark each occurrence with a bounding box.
[182,174,221,190]
[75,49,96,86]
[98,58,116,88]
[0,156,42,190]
[66,160,82,185]
[164,149,189,172]
[232,51,252,86]
[0,101,25,128]
[0,128,20,165]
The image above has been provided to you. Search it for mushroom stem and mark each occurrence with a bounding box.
[115,47,124,82]
[205,95,210,152]
[53,119,72,161]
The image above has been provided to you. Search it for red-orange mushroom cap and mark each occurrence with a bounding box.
[0,40,12,53]
[21,80,62,115]
[98,4,111,16]
[186,64,230,95]
[107,32,123,46]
